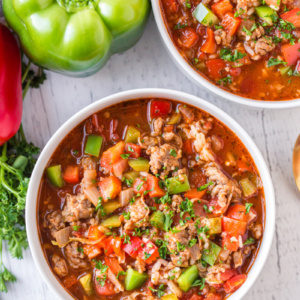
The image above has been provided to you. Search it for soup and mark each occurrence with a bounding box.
[37,98,265,299]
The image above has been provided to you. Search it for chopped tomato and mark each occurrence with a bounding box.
[184,188,206,200]
[222,216,247,237]
[190,294,204,300]
[163,0,179,13]
[83,244,101,259]
[226,204,247,222]
[112,158,128,177]
[206,59,227,80]
[98,176,122,201]
[88,226,102,240]
[229,67,241,77]
[100,141,125,170]
[63,275,77,289]
[63,166,80,184]
[222,232,239,251]
[138,240,160,264]
[133,178,148,194]
[95,276,116,296]
[237,159,252,172]
[224,274,247,293]
[183,139,194,155]
[220,268,238,281]
[212,0,233,18]
[281,8,300,28]
[122,236,143,258]
[193,201,207,217]
[201,28,217,54]
[104,257,124,277]
[282,42,300,66]
[147,174,165,198]
[110,236,123,257]
[150,100,172,118]
[206,293,222,300]
[178,27,199,48]
[189,169,207,187]
[221,12,241,36]
[97,236,115,255]
[197,50,207,61]
[125,143,141,158]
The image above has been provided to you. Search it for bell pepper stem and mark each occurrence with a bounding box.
[22,79,32,100]
[21,61,31,83]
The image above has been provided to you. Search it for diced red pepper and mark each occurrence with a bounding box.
[222,216,247,237]
[224,274,247,293]
[178,27,199,48]
[100,141,125,170]
[281,42,300,66]
[150,100,172,118]
[201,28,217,54]
[83,244,102,259]
[63,275,77,289]
[112,158,128,177]
[133,178,148,194]
[220,268,238,281]
[206,293,222,300]
[122,236,143,258]
[222,232,239,251]
[147,174,165,198]
[231,53,251,68]
[237,159,252,172]
[212,0,233,18]
[125,143,141,158]
[184,188,206,200]
[281,8,300,28]
[190,294,204,300]
[163,0,179,14]
[206,59,227,80]
[221,12,241,36]
[63,166,80,184]
[183,139,194,155]
[94,276,116,296]
[138,240,160,264]
[226,204,247,222]
[189,169,207,187]
[98,176,122,201]
[104,257,124,277]
[88,226,102,240]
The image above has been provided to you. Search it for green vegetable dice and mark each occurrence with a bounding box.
[46,165,64,188]
[125,268,148,291]
[150,211,165,230]
[125,126,141,144]
[255,6,277,25]
[192,3,219,26]
[128,158,150,172]
[84,135,103,157]
[100,215,121,227]
[177,265,199,292]
[202,241,221,266]
[79,273,93,296]
[167,174,190,194]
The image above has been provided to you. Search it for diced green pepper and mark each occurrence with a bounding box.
[46,165,64,188]
[177,265,199,292]
[239,178,257,198]
[128,158,150,172]
[100,215,121,228]
[84,135,103,157]
[202,241,221,266]
[79,273,93,296]
[125,268,148,291]
[279,66,291,75]
[103,200,121,215]
[12,155,28,172]
[255,6,277,25]
[167,174,190,194]
[150,211,165,230]
[167,113,181,125]
[125,126,141,144]
[207,218,222,235]
[192,3,219,27]
[123,171,140,183]
[162,294,178,300]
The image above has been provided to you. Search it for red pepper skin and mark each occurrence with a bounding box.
[0,24,22,146]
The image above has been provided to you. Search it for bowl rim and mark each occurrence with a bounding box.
[151,0,300,109]
[26,88,275,300]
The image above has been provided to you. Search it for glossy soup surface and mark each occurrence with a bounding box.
[160,0,300,100]
[38,99,265,300]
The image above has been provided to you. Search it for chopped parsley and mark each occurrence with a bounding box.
[163,211,174,232]
[169,149,177,157]
[244,237,255,245]
[197,181,213,191]
[116,271,126,279]
[245,203,253,214]
[217,76,232,86]
[77,247,84,254]
[174,23,188,30]
[177,242,186,252]
[267,58,287,67]
[191,277,205,289]
[95,197,106,217]
[242,26,252,36]
[188,239,197,247]
[120,153,130,159]
[155,239,169,259]
[122,211,131,220]
[185,0,191,8]
[220,48,246,62]
[73,225,80,231]
[149,284,165,298]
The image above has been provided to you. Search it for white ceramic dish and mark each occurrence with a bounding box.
[26,88,275,300]
[151,0,300,109]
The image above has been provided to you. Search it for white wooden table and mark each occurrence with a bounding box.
[3,15,300,300]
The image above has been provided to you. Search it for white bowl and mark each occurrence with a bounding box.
[151,0,300,109]
[26,88,275,300]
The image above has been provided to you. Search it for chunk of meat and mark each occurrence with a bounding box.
[62,193,94,223]
[237,19,264,41]
[65,241,89,269]
[178,105,194,123]
[149,144,182,178]
[163,132,183,148]
[265,0,280,10]
[124,197,150,230]
[47,210,65,238]
[206,264,231,285]
[171,195,184,213]
[251,223,263,239]
[255,37,275,56]
[81,157,96,171]
[52,254,68,277]
[234,0,260,16]
[233,250,243,268]
[138,134,161,153]
[152,118,165,136]
[214,29,232,47]
[204,163,242,214]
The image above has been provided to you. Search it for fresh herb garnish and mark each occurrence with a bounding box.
[267,58,287,67]
[197,181,213,191]
[244,237,255,245]
[245,203,253,214]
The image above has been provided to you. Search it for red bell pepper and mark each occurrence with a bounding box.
[94,273,116,296]
[63,166,80,184]
[281,8,300,28]
[224,274,247,293]
[98,176,122,201]
[122,236,143,258]
[125,143,141,158]
[226,204,247,222]
[222,216,247,237]
[222,232,239,251]
[221,13,241,36]
[147,174,165,197]
[282,42,300,66]
[133,178,148,194]
[206,59,227,80]
[150,100,172,118]
[0,24,22,146]
[178,27,199,48]
[201,28,217,54]
[138,239,160,264]
[212,0,234,18]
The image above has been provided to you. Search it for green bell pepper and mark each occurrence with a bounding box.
[177,265,199,292]
[84,135,103,157]
[202,241,221,266]
[46,165,64,187]
[166,174,190,194]
[128,158,150,172]
[125,268,148,291]
[150,211,165,230]
[3,0,150,77]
